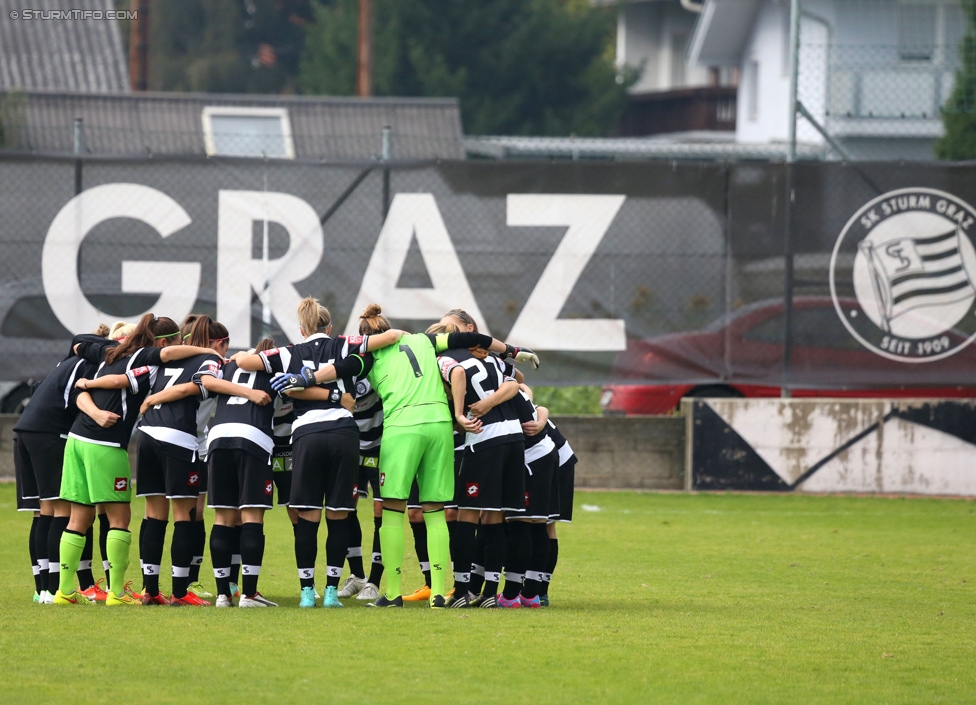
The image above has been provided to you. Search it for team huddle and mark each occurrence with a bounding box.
[15,299,577,609]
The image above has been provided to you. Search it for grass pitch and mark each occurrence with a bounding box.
[2,485,975,704]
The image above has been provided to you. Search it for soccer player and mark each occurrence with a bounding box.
[15,330,116,603]
[55,314,218,606]
[236,297,402,608]
[272,303,539,609]
[205,338,276,607]
[542,417,578,606]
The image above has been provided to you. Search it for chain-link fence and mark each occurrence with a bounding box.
[795,0,971,160]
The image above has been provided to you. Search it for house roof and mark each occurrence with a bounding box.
[0,0,129,93]
[0,90,466,160]
[688,0,763,67]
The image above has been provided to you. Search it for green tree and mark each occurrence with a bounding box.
[300,0,633,136]
[937,0,976,159]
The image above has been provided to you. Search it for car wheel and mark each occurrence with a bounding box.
[685,385,743,400]
[1,382,32,414]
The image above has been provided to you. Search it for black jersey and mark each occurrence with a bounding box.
[258,332,369,440]
[511,390,556,461]
[139,353,222,455]
[207,360,276,460]
[546,419,577,468]
[352,378,383,458]
[272,398,295,451]
[69,346,165,447]
[438,348,522,451]
[15,335,115,436]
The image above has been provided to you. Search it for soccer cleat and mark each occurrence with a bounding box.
[229,582,241,599]
[240,593,278,608]
[53,590,94,606]
[366,595,403,608]
[141,591,169,606]
[105,591,138,606]
[429,595,447,609]
[539,593,549,607]
[469,594,497,609]
[188,581,215,599]
[322,586,343,608]
[215,595,234,608]
[402,585,431,602]
[38,590,54,605]
[496,594,522,609]
[121,581,141,601]
[446,593,470,609]
[33,592,39,603]
[299,586,317,608]
[336,575,368,598]
[356,582,380,601]
[519,594,542,608]
[80,578,109,602]
[170,592,212,607]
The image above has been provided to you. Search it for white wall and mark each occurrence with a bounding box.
[736,1,791,142]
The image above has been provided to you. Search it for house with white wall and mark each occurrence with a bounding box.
[689,0,965,159]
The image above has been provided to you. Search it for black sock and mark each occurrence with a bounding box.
[367,515,384,585]
[34,514,51,593]
[295,517,319,589]
[469,527,487,595]
[411,519,431,587]
[76,525,95,590]
[452,521,477,596]
[240,522,265,597]
[171,521,194,598]
[229,525,243,585]
[345,511,365,578]
[447,519,457,572]
[324,517,349,589]
[483,522,508,598]
[29,516,41,593]
[209,524,234,598]
[522,523,550,598]
[543,537,559,593]
[141,517,168,597]
[188,519,206,584]
[97,513,110,589]
[47,516,69,594]
[136,518,147,589]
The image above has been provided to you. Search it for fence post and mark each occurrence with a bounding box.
[73,117,84,195]
[381,125,391,218]
[781,0,801,398]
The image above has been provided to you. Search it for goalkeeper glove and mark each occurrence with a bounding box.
[270,366,317,393]
[504,344,540,370]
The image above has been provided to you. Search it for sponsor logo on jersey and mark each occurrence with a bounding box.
[379,472,385,486]
[344,335,364,346]
[437,356,457,381]
[265,481,273,495]
[466,482,479,497]
[830,188,976,362]
[188,472,200,487]
[130,365,151,378]
[264,348,281,357]
[363,456,378,468]
[114,477,128,491]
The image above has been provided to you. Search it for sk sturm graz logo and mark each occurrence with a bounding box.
[830,188,976,362]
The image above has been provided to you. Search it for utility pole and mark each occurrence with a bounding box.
[129,0,150,91]
[357,0,373,97]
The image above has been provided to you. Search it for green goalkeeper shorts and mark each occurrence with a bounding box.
[60,436,132,505]
[377,421,454,503]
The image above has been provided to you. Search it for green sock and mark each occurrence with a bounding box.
[423,510,450,599]
[379,509,405,599]
[106,529,131,595]
[58,531,87,595]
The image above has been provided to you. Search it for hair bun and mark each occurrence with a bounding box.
[361,303,383,318]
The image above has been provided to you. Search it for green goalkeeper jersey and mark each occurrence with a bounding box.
[367,332,452,427]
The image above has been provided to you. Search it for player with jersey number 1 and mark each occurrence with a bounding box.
[271,303,540,609]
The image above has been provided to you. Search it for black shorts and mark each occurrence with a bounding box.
[290,429,359,512]
[207,448,274,510]
[556,459,576,523]
[357,455,380,500]
[194,459,208,497]
[272,448,292,506]
[457,441,526,513]
[14,431,66,503]
[445,447,462,510]
[135,433,202,499]
[510,449,558,521]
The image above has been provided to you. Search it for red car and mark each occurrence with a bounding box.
[601,297,976,415]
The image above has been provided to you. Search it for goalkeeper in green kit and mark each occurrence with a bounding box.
[271,303,539,608]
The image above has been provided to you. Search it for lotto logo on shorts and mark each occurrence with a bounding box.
[466,483,479,497]
[114,477,128,492]
[379,472,385,486]
[524,491,530,506]
[265,481,273,495]
[188,472,200,487]
[352,484,359,498]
